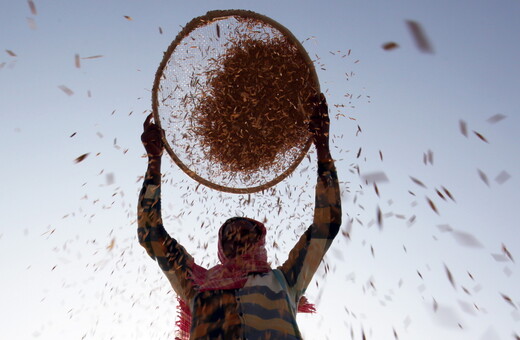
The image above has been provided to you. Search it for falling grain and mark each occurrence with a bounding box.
[106,173,115,185]
[437,224,453,232]
[491,253,509,262]
[500,293,517,309]
[74,153,90,163]
[382,42,399,51]
[441,186,455,202]
[27,0,37,15]
[473,130,489,143]
[426,196,438,214]
[376,206,382,229]
[356,147,362,158]
[435,189,446,201]
[495,170,511,184]
[75,54,81,68]
[459,120,468,137]
[124,15,133,21]
[26,17,37,30]
[107,238,115,250]
[427,149,433,165]
[406,20,434,53]
[486,113,506,124]
[6,49,17,57]
[58,85,74,96]
[374,183,380,197]
[477,169,489,186]
[409,176,427,188]
[362,171,389,184]
[82,55,104,59]
[451,231,483,248]
[502,244,514,262]
[432,297,439,312]
[444,263,456,289]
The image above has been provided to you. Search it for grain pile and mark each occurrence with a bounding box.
[190,36,316,173]
[154,11,320,192]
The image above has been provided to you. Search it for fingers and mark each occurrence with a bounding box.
[319,93,327,106]
[310,93,327,104]
[309,93,328,121]
[141,128,163,143]
[143,113,154,129]
[143,113,165,137]
[308,92,330,140]
[310,92,327,107]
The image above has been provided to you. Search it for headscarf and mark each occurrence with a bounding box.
[191,217,271,291]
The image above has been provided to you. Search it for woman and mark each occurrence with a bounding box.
[138,94,341,339]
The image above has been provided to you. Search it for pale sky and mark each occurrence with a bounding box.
[1,1,519,339]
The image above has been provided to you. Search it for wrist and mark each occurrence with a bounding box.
[314,138,330,150]
[148,157,161,169]
[148,155,162,163]
[317,154,332,163]
[147,156,162,180]
[316,148,332,163]
[314,136,330,157]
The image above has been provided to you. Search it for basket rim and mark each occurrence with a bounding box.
[151,9,320,194]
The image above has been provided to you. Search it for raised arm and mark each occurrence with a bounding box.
[278,94,342,298]
[138,114,197,301]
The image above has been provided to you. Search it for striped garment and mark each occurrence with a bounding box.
[137,160,341,339]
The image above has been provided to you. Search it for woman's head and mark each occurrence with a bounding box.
[218,217,266,261]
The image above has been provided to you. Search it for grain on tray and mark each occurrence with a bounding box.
[190,36,316,173]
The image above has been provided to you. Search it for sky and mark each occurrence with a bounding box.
[1,0,519,339]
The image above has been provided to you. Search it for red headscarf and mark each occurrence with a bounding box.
[175,217,315,339]
[191,217,271,291]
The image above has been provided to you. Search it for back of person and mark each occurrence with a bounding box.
[138,94,341,339]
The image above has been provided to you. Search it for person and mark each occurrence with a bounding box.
[138,93,342,340]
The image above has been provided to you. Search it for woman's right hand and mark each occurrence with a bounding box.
[141,113,165,159]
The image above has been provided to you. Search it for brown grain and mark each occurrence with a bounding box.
[190,36,316,173]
